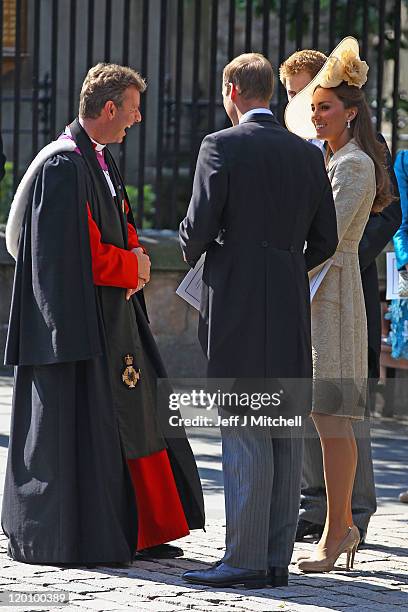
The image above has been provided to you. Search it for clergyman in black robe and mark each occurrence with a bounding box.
[2,63,204,565]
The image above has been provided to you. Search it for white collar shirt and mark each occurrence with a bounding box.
[239,108,273,124]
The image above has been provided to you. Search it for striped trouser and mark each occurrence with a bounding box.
[220,417,304,570]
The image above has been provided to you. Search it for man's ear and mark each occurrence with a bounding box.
[104,100,116,120]
[230,83,238,102]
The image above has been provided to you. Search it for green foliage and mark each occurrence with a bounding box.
[125,184,156,229]
[0,162,13,224]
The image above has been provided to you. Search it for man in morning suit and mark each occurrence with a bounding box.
[179,53,338,588]
[279,50,402,546]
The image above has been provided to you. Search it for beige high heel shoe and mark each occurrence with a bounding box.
[297,526,360,573]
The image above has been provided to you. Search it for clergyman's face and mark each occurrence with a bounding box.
[285,71,313,100]
[110,86,141,143]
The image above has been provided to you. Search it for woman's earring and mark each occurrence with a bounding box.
[347,119,351,129]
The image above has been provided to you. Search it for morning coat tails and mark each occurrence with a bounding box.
[179,114,338,386]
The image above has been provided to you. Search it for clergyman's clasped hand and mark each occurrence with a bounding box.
[126,247,151,300]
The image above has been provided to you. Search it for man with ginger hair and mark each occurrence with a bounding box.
[279,49,326,100]
[279,49,401,546]
[180,53,337,588]
[3,63,204,564]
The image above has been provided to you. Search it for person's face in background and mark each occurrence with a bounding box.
[285,71,313,100]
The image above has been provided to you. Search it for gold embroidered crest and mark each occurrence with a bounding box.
[122,354,141,389]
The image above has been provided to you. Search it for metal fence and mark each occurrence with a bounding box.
[0,0,405,229]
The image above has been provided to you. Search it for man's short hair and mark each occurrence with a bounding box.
[279,50,327,86]
[223,53,274,102]
[79,63,147,119]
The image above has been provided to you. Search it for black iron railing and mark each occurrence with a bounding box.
[0,0,405,229]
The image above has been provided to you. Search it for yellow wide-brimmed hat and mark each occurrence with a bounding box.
[284,36,369,139]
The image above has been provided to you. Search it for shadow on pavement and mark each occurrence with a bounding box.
[0,434,9,448]
[372,436,408,501]
[360,542,408,557]
[56,558,408,609]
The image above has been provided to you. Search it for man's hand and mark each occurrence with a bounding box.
[132,247,151,283]
[126,248,151,301]
[126,278,146,301]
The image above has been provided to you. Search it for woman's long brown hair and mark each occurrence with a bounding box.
[322,83,393,213]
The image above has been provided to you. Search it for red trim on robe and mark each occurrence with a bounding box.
[87,202,148,286]
[127,450,190,550]
[87,203,139,287]
[127,221,140,251]
[123,200,146,253]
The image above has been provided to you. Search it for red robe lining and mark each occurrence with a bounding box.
[128,450,190,550]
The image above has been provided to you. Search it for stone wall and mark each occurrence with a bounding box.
[0,228,206,377]
[138,230,206,378]
[0,225,394,381]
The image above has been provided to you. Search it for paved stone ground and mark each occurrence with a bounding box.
[0,376,407,611]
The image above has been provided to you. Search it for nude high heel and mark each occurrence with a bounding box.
[297,526,360,573]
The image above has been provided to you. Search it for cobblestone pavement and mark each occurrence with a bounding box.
[0,377,407,611]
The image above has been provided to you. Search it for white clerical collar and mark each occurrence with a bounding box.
[239,108,273,124]
[78,117,106,151]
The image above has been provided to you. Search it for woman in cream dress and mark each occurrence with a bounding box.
[286,38,394,572]
[312,139,375,418]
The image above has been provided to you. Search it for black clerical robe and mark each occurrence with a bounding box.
[2,120,204,564]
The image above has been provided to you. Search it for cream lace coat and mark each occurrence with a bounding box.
[311,139,376,418]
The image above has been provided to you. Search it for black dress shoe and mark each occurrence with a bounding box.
[135,544,183,559]
[268,566,289,587]
[182,562,268,589]
[295,519,324,542]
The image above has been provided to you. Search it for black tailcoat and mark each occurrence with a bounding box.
[2,121,204,564]
[180,114,338,385]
